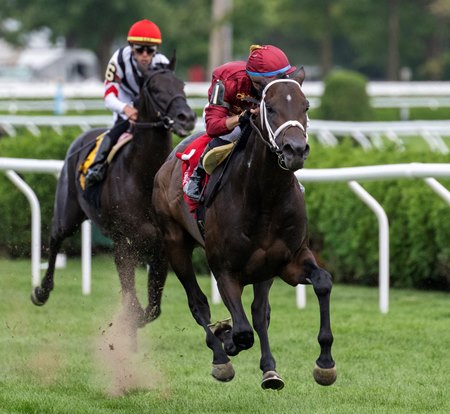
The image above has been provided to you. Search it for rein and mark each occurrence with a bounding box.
[250,78,308,170]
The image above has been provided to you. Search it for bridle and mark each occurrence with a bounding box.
[134,69,186,130]
[250,78,308,170]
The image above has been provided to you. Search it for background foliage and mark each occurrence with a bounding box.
[2,0,450,80]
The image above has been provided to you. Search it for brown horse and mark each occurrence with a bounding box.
[152,69,336,390]
[31,61,196,343]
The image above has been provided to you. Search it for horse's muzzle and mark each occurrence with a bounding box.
[173,110,197,137]
[281,141,310,171]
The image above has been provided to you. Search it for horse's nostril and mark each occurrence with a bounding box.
[177,111,196,125]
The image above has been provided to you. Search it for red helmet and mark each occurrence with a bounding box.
[127,19,162,45]
[246,45,296,77]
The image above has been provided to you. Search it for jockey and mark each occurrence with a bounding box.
[85,19,170,188]
[185,44,297,202]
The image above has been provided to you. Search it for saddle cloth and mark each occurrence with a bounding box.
[78,132,133,190]
[176,133,237,214]
[176,133,211,213]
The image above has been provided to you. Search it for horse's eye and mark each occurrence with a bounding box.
[305,100,310,112]
[266,105,274,113]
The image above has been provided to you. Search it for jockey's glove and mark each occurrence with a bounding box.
[238,109,252,127]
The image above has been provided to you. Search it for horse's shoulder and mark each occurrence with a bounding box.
[168,131,206,160]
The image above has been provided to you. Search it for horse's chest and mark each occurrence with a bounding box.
[238,223,303,278]
[244,240,292,277]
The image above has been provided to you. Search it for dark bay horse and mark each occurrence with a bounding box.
[152,69,336,390]
[31,61,196,342]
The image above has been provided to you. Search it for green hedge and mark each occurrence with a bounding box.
[1,131,449,290]
[318,70,374,121]
[304,139,450,290]
[0,129,80,256]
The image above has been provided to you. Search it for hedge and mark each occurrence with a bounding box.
[304,138,450,291]
[318,69,374,121]
[0,130,449,290]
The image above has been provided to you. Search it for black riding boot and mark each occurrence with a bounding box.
[185,138,229,202]
[185,163,206,202]
[84,133,113,188]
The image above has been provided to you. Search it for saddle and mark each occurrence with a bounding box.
[78,132,133,190]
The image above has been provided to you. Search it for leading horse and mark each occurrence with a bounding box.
[32,60,196,343]
[152,69,336,389]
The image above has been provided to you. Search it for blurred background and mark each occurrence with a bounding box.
[1,0,450,82]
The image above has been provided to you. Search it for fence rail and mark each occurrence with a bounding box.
[2,115,450,153]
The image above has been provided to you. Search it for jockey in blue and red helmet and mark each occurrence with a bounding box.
[185,45,297,202]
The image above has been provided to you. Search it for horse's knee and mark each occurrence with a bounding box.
[310,269,332,296]
[233,329,254,350]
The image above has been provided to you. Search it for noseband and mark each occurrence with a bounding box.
[135,69,185,130]
[250,78,308,170]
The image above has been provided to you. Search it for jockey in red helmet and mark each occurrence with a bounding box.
[85,19,169,188]
[185,45,298,202]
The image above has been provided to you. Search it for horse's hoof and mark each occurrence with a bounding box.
[211,362,235,382]
[313,363,337,386]
[261,370,285,390]
[144,306,161,323]
[30,287,46,306]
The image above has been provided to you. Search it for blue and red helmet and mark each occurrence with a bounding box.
[246,45,296,77]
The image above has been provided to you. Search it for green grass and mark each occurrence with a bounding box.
[1,256,449,413]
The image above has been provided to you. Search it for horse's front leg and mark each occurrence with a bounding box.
[166,236,234,382]
[216,275,254,355]
[303,257,337,386]
[281,248,337,386]
[252,279,285,390]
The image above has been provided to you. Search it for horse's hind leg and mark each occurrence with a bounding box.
[251,280,285,390]
[145,236,169,323]
[31,194,85,306]
[112,241,146,351]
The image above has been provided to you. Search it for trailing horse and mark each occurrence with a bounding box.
[31,61,196,345]
[152,69,336,389]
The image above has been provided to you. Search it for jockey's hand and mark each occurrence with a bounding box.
[238,109,252,127]
[250,107,260,116]
[123,105,138,122]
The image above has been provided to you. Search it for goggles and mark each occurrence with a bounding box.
[133,44,157,55]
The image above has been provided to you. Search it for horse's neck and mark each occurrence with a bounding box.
[130,128,172,177]
[238,133,293,201]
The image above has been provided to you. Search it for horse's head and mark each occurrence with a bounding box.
[139,61,196,137]
[253,67,310,171]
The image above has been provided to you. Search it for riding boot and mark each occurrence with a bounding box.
[185,142,216,202]
[84,133,113,188]
[185,138,231,202]
[185,163,206,202]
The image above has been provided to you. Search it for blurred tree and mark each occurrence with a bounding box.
[2,0,450,80]
[1,0,212,78]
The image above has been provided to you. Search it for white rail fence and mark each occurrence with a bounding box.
[1,158,449,313]
[2,116,450,154]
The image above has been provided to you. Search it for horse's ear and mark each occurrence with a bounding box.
[168,50,177,71]
[292,66,305,85]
